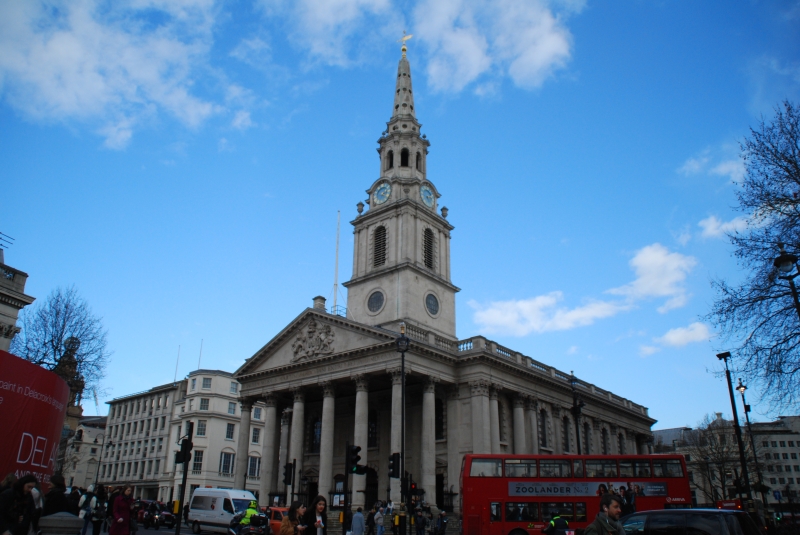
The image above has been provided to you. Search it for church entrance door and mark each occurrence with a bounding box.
[365,468,378,508]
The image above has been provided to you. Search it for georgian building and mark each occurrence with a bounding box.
[230,45,657,512]
[60,416,107,489]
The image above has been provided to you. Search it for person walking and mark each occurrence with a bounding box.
[0,474,37,535]
[543,508,569,535]
[365,508,375,535]
[79,485,98,535]
[374,508,384,535]
[583,494,625,535]
[413,509,427,535]
[302,496,327,535]
[42,475,71,517]
[108,485,133,535]
[279,501,307,535]
[351,508,365,535]
[91,486,108,535]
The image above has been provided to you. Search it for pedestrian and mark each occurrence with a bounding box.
[0,474,37,535]
[92,486,108,535]
[0,476,16,497]
[302,496,327,535]
[543,508,568,535]
[413,509,426,535]
[365,508,375,535]
[79,485,98,535]
[279,501,307,535]
[108,485,133,535]
[183,503,189,527]
[374,508,384,535]
[69,489,82,515]
[583,494,625,535]
[351,508,365,535]
[434,511,447,535]
[29,483,43,535]
[43,475,71,517]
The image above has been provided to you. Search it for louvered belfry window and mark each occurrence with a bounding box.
[423,228,434,269]
[374,226,387,267]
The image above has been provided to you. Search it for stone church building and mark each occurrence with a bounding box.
[233,46,656,512]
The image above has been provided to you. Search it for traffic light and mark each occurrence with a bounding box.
[388,453,400,479]
[283,463,294,486]
[175,438,193,464]
[348,444,367,475]
[410,481,417,495]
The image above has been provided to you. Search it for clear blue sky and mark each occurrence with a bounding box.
[2,0,799,429]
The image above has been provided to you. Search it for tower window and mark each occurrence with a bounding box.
[416,152,421,171]
[374,225,387,267]
[400,148,409,167]
[386,150,394,170]
[423,228,434,269]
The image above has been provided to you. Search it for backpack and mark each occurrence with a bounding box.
[82,493,95,512]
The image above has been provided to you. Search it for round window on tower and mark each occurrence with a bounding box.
[368,291,385,313]
[425,293,440,316]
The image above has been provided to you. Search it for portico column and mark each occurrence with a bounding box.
[278,409,291,495]
[512,394,526,454]
[552,406,563,453]
[259,394,278,506]
[234,398,254,489]
[489,387,501,453]
[318,382,336,498]
[527,398,539,454]
[446,385,461,510]
[469,381,490,453]
[352,375,369,510]
[287,389,305,500]
[421,377,437,506]
[389,370,403,503]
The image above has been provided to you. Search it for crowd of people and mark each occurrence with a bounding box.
[0,473,137,535]
[595,483,639,516]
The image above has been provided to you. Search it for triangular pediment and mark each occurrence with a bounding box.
[235,309,396,378]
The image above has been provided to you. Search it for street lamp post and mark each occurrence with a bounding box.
[93,434,106,485]
[395,323,410,535]
[716,352,755,510]
[736,379,767,508]
[773,242,800,322]
[569,372,585,454]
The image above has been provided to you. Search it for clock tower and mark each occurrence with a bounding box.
[343,43,459,340]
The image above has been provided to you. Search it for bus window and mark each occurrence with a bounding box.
[620,460,634,477]
[634,460,651,477]
[585,460,618,478]
[470,459,502,477]
[653,460,684,477]
[490,503,501,522]
[505,460,537,477]
[540,460,571,477]
[542,502,574,522]
[575,503,587,522]
[573,459,584,478]
[505,502,539,522]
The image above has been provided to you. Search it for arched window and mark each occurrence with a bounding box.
[618,433,626,454]
[75,429,83,441]
[539,409,548,448]
[416,152,422,171]
[583,422,591,454]
[386,150,394,170]
[602,428,609,455]
[423,228,434,269]
[562,416,570,453]
[401,148,409,167]
[435,398,444,440]
[374,226,386,267]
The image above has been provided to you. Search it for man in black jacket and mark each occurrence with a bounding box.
[42,475,72,517]
[542,509,568,535]
[0,474,37,535]
[583,494,625,535]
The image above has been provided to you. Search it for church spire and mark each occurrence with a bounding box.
[392,34,416,120]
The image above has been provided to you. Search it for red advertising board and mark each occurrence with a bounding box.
[0,349,70,483]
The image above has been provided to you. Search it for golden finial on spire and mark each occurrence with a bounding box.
[397,30,413,57]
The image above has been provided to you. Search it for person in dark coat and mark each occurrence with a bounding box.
[583,494,625,535]
[108,485,133,535]
[0,475,16,496]
[42,474,72,517]
[302,496,328,535]
[0,474,37,535]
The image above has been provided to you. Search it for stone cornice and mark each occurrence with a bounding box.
[342,260,460,292]
[351,196,453,231]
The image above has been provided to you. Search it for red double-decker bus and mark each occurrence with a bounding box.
[460,454,691,535]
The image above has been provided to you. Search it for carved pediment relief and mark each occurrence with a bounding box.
[291,318,335,362]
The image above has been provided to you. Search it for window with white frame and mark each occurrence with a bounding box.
[248,456,260,478]
[230,382,238,394]
[196,420,207,436]
[219,452,235,474]
[202,377,212,389]
[191,378,196,390]
[226,423,235,440]
[228,402,236,415]
[200,398,209,410]
[253,407,262,420]
[192,450,204,472]
[252,428,260,444]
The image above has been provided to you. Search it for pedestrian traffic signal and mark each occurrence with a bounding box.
[283,463,294,486]
[388,452,400,479]
[348,444,367,474]
[175,438,193,464]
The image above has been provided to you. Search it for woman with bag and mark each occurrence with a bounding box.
[109,486,133,535]
[279,501,307,535]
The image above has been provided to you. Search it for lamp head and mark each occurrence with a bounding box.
[774,243,798,274]
[716,351,731,361]
[396,322,410,353]
[736,378,747,394]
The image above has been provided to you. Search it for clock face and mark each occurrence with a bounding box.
[420,185,434,208]
[374,182,391,204]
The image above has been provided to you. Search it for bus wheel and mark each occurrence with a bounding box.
[192,521,201,534]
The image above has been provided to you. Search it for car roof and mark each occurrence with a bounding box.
[632,509,744,515]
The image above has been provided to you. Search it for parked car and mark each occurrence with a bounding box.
[266,507,288,535]
[621,508,763,535]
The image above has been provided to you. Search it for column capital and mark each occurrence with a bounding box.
[263,393,278,407]
[489,385,501,399]
[320,381,336,398]
[292,388,305,404]
[423,376,439,393]
[446,384,460,400]
[469,380,489,396]
[513,394,526,408]
[353,374,369,392]
[388,368,406,385]
[526,396,539,411]
[239,397,256,410]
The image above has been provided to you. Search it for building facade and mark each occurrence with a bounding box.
[0,249,35,353]
[231,46,657,513]
[60,416,107,489]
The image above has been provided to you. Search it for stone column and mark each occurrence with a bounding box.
[287,389,305,500]
[512,394,526,454]
[259,394,278,506]
[318,382,336,498]
[527,398,539,454]
[446,385,461,510]
[489,387,501,453]
[278,409,291,494]
[421,377,437,506]
[553,406,563,453]
[234,398,254,489]
[469,381,490,453]
[352,375,369,509]
[389,369,403,503]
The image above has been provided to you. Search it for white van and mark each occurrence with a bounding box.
[187,488,257,534]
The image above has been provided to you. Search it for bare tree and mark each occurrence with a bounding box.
[707,100,800,410]
[10,286,110,395]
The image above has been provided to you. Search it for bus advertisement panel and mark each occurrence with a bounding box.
[461,454,691,535]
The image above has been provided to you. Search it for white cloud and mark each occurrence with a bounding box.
[567,345,578,355]
[0,0,219,148]
[698,215,748,238]
[470,292,629,336]
[639,345,660,356]
[232,110,254,130]
[710,159,745,183]
[655,322,713,347]
[607,243,697,313]
[678,153,710,175]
